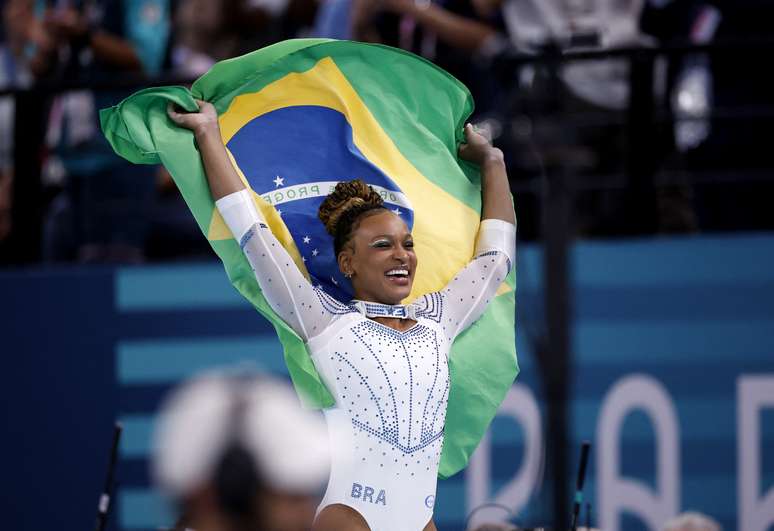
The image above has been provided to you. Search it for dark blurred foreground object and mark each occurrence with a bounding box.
[153,371,330,531]
[570,441,591,531]
[93,422,122,531]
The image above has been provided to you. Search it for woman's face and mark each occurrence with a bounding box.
[339,210,417,305]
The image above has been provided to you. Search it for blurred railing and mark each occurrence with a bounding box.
[3,38,774,265]
[3,73,196,265]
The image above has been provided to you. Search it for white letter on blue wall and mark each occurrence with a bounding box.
[466,384,542,527]
[739,375,774,531]
[597,374,679,530]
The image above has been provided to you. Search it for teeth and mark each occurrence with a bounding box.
[386,269,409,277]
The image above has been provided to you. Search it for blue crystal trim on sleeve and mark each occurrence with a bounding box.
[315,287,358,315]
[412,292,443,323]
[239,226,256,249]
[238,223,269,250]
[475,249,511,273]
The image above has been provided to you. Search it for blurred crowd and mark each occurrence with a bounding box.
[1,0,772,264]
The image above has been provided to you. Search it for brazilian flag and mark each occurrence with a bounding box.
[100,39,518,478]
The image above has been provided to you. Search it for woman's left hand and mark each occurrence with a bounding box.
[458,123,503,165]
[167,99,219,139]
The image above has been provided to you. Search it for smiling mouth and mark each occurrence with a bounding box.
[385,268,409,278]
[385,268,411,285]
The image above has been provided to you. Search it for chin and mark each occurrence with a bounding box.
[383,283,412,304]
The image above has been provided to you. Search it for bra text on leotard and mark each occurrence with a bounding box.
[351,483,387,505]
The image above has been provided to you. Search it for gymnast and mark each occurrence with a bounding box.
[168,100,516,531]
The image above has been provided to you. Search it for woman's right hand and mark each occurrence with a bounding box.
[167,99,219,138]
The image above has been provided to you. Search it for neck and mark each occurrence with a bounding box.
[353,297,403,305]
[372,315,417,332]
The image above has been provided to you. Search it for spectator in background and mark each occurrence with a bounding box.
[0,32,13,245]
[314,0,353,40]
[173,0,318,77]
[153,371,330,531]
[662,512,721,531]
[1,0,36,247]
[351,0,509,117]
[494,0,653,110]
[643,0,774,233]
[640,0,720,235]
[6,0,173,263]
[493,0,661,238]
[172,0,244,76]
[157,0,319,261]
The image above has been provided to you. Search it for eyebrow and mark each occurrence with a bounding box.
[370,234,413,240]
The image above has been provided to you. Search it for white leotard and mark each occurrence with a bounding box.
[216,190,515,531]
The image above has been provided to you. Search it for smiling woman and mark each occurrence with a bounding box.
[167,97,516,531]
[318,179,417,312]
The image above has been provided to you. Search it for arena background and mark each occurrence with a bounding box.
[2,1,774,529]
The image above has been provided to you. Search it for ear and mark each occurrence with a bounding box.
[337,247,354,277]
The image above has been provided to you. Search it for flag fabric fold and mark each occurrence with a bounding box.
[100,39,518,478]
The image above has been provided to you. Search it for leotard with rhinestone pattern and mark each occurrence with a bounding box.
[216,190,515,531]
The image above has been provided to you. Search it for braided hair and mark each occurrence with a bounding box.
[318,179,387,255]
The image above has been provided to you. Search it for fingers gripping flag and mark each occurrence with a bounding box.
[100,39,518,478]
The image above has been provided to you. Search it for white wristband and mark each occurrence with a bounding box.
[475,218,517,268]
[214,189,264,241]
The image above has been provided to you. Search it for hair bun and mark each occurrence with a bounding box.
[318,179,384,236]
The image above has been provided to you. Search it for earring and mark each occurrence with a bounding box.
[344,271,353,279]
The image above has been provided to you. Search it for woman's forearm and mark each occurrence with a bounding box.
[409,3,498,53]
[194,129,246,201]
[480,152,515,224]
[90,30,142,71]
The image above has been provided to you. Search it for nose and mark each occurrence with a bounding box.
[393,246,409,263]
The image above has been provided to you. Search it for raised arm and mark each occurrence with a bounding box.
[436,124,516,342]
[459,123,516,225]
[167,101,334,340]
[167,101,246,200]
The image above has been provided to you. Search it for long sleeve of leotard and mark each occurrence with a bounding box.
[215,189,335,341]
[439,218,516,343]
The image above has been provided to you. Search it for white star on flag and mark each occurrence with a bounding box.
[302,256,307,262]
[312,248,319,256]
[303,236,311,244]
[392,207,402,216]
[276,208,282,216]
[273,175,284,187]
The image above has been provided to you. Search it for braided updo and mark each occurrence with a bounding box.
[318,179,386,255]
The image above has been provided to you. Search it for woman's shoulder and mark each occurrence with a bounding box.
[409,292,445,324]
[313,287,360,317]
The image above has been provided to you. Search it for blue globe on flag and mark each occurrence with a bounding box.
[227,105,415,301]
